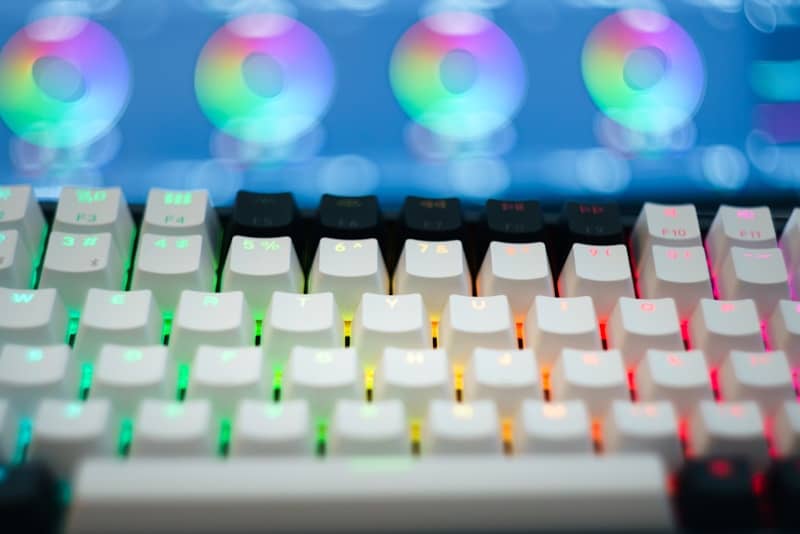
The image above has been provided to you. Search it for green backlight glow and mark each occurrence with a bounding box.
[79,363,93,400]
[218,419,231,457]
[120,227,137,290]
[176,363,190,400]
[118,419,133,457]
[29,222,49,288]
[13,418,32,464]
[316,419,328,456]
[66,315,80,345]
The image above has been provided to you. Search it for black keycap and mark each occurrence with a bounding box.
[677,457,760,529]
[484,199,545,244]
[768,457,800,528]
[399,196,463,243]
[317,194,382,240]
[227,191,300,240]
[0,462,60,534]
[562,201,624,246]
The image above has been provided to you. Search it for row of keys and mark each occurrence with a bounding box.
[4,393,799,478]
[2,340,796,435]
[5,286,800,369]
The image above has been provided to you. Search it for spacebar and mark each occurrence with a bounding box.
[67,455,674,533]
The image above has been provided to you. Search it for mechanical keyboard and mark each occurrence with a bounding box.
[2,184,800,532]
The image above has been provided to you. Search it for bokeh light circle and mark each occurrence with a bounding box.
[390,11,526,140]
[195,13,335,146]
[582,9,705,134]
[0,16,130,148]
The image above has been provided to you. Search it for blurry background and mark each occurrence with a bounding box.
[0,0,798,208]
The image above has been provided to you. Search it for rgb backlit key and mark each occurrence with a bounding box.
[374,348,451,419]
[484,199,545,244]
[515,400,593,454]
[39,232,123,311]
[466,348,539,416]
[328,400,407,456]
[768,300,800,367]
[561,201,624,255]
[558,244,635,320]
[169,291,253,364]
[92,345,169,421]
[261,292,343,367]
[689,299,764,366]
[53,187,133,253]
[426,400,501,455]
[605,400,682,470]
[637,245,713,318]
[187,346,266,419]
[231,400,311,456]
[308,238,388,319]
[774,402,800,456]
[0,184,45,256]
[691,400,769,467]
[131,234,215,313]
[283,347,360,419]
[525,296,602,367]
[221,236,303,319]
[720,350,794,413]
[399,196,463,243]
[351,293,430,367]
[0,344,73,416]
[141,188,221,254]
[550,349,628,417]
[637,350,713,418]
[438,295,516,367]
[0,288,67,348]
[607,297,683,368]
[0,229,31,289]
[73,289,161,361]
[706,205,777,272]
[718,247,789,318]
[393,239,470,317]
[631,203,701,263]
[227,191,300,241]
[131,399,214,457]
[477,241,554,318]
[317,194,382,241]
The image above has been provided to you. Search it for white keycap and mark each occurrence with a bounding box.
[131,234,214,313]
[231,400,311,456]
[515,400,592,454]
[477,241,554,318]
[638,245,713,318]
[0,344,72,416]
[631,203,702,263]
[329,400,408,456]
[438,295,516,367]
[0,229,32,289]
[557,244,635,320]
[525,296,601,368]
[309,238,388,320]
[0,287,67,348]
[426,400,501,454]
[466,348,539,416]
[261,292,342,368]
[689,299,764,366]
[637,350,713,418]
[550,349,629,417]
[691,400,769,467]
[221,236,302,319]
[29,399,112,477]
[718,247,789,317]
[351,293,430,367]
[774,401,800,457]
[394,239,470,318]
[53,187,134,253]
[0,184,45,254]
[92,345,169,420]
[375,348,451,419]
[780,207,800,279]
[170,291,253,364]
[605,400,682,470]
[768,300,800,367]
[607,298,683,368]
[141,188,221,253]
[39,232,123,311]
[706,205,777,271]
[68,456,674,533]
[132,399,214,457]
[720,350,794,413]
[283,347,360,419]
[188,346,265,419]
[0,400,15,462]
[73,289,161,361]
